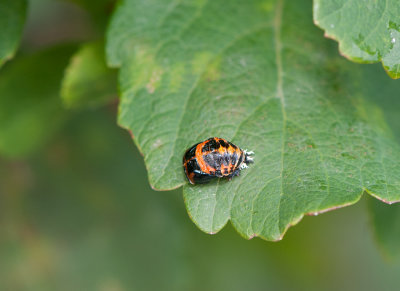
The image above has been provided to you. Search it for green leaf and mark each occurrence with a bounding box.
[0,45,76,158]
[0,0,27,67]
[61,41,118,109]
[313,0,400,79]
[107,0,400,240]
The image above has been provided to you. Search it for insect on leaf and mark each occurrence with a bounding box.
[107,0,400,240]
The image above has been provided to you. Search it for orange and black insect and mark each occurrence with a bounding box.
[183,137,254,184]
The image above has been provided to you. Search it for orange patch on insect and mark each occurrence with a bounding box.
[188,172,195,182]
[217,146,226,155]
[195,142,211,174]
[218,164,227,176]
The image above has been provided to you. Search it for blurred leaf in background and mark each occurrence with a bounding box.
[0,0,27,67]
[61,41,118,109]
[360,63,400,259]
[359,63,400,142]
[368,197,400,259]
[0,0,118,158]
[58,0,118,110]
[0,45,76,158]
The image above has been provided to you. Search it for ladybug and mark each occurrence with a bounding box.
[183,137,254,184]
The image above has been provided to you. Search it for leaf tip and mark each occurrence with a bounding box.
[365,189,400,205]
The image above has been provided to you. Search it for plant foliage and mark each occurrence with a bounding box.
[314,0,400,79]
[107,0,400,240]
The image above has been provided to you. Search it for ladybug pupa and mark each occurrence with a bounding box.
[183,137,254,184]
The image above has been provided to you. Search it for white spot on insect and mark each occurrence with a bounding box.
[246,157,254,162]
[239,163,249,170]
[330,24,335,28]
[391,37,396,44]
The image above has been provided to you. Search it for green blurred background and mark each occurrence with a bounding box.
[1,1,400,290]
